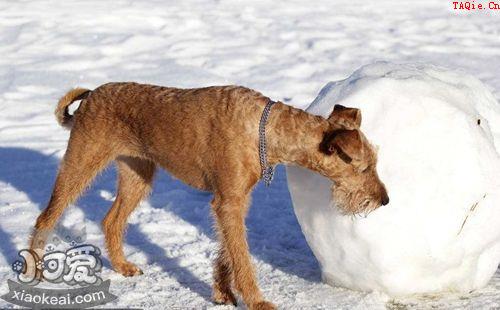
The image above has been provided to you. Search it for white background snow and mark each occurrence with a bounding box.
[0,0,500,309]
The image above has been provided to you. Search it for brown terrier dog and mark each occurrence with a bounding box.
[29,83,388,310]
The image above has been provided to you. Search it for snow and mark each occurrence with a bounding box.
[1,0,500,309]
[287,62,500,296]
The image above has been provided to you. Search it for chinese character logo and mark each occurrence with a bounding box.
[11,225,102,286]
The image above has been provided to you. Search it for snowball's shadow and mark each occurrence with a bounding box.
[0,147,211,300]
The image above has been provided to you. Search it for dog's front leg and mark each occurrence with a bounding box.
[212,245,237,306]
[211,194,276,310]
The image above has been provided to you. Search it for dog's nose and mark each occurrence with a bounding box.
[381,193,390,206]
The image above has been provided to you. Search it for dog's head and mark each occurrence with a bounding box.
[319,105,389,215]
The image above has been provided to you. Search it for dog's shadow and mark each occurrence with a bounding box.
[0,146,320,301]
[152,166,321,281]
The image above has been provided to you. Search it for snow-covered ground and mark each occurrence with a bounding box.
[0,0,499,309]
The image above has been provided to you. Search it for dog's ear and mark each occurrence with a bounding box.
[319,129,363,163]
[327,104,362,129]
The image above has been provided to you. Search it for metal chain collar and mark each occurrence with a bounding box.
[259,99,276,187]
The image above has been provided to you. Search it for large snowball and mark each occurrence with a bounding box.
[286,62,500,296]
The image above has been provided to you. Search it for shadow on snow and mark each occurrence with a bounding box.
[0,146,320,301]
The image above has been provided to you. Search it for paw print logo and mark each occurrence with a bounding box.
[36,260,44,271]
[12,260,24,274]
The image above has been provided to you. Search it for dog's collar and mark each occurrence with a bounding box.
[259,99,276,187]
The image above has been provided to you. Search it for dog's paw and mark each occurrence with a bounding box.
[213,286,237,306]
[250,300,277,310]
[115,262,143,277]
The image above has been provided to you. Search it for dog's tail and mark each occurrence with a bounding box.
[55,88,92,129]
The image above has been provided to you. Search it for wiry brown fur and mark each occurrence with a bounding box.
[29,82,388,310]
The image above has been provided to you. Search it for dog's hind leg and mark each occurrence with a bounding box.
[30,130,117,254]
[102,156,156,277]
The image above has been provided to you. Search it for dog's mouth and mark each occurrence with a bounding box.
[356,198,380,217]
[359,198,371,210]
[331,186,381,216]
[333,197,380,217]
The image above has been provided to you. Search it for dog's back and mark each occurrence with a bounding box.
[60,82,268,190]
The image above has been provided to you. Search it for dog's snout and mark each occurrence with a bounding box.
[381,191,390,206]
